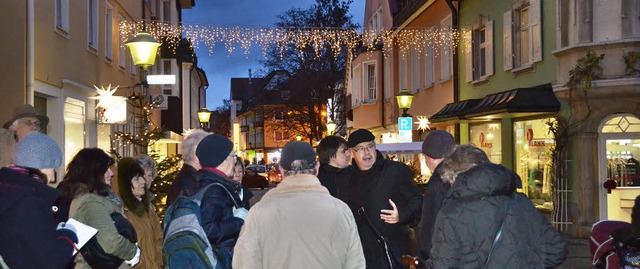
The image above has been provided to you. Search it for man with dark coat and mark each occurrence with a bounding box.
[195,134,247,269]
[337,129,423,269]
[427,145,567,268]
[166,129,209,206]
[317,135,351,197]
[418,130,456,260]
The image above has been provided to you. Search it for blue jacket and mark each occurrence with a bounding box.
[196,169,244,268]
[0,167,76,269]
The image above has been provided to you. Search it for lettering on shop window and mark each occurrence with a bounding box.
[479,132,493,148]
[526,128,546,147]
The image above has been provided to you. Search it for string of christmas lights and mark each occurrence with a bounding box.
[119,21,464,60]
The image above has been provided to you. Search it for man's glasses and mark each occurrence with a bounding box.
[352,144,375,153]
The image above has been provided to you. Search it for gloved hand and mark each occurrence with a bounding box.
[125,243,141,267]
[56,222,78,243]
[233,207,249,220]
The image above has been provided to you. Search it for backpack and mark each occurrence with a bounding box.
[162,183,239,269]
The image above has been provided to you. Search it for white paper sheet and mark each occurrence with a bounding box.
[65,218,98,255]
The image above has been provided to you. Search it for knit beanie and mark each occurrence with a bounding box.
[422,130,456,158]
[14,133,62,169]
[280,141,317,170]
[347,129,375,148]
[196,134,233,168]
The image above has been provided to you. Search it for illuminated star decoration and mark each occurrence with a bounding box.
[90,84,120,108]
[415,116,431,131]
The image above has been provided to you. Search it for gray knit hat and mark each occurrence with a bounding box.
[14,133,62,169]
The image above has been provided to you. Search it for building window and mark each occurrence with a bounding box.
[365,64,376,101]
[56,0,69,32]
[275,130,290,142]
[440,15,452,81]
[352,65,362,106]
[465,20,494,82]
[410,46,420,92]
[424,39,435,88]
[503,0,541,71]
[163,0,171,22]
[118,15,126,69]
[399,57,407,90]
[130,57,137,76]
[105,3,113,60]
[274,111,288,121]
[384,56,391,101]
[64,98,86,168]
[280,90,290,101]
[88,0,99,49]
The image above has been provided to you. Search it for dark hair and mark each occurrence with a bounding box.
[117,157,150,215]
[632,195,640,236]
[234,157,245,174]
[317,136,347,164]
[62,148,114,199]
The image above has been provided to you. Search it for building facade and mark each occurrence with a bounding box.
[0,0,206,183]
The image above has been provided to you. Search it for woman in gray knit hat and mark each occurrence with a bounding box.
[0,132,78,268]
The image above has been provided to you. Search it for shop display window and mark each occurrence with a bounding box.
[470,122,502,164]
[514,118,554,211]
[603,115,640,187]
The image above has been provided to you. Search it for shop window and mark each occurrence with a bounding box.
[64,98,86,167]
[514,118,555,210]
[602,115,640,188]
[470,122,502,164]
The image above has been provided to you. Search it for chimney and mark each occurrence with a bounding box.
[248,69,252,84]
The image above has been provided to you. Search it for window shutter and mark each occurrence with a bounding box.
[464,31,472,82]
[503,10,513,71]
[530,0,542,62]
[486,20,494,76]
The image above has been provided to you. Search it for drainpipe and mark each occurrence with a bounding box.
[446,0,460,140]
[380,53,386,130]
[27,0,34,104]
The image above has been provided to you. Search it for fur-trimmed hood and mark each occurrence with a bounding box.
[447,163,520,199]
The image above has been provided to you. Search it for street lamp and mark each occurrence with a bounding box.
[126,32,160,98]
[296,135,302,141]
[197,108,212,130]
[396,88,414,117]
[326,119,336,136]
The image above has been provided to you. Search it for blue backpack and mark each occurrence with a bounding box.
[162,183,239,269]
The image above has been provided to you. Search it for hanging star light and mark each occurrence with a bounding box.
[415,116,431,131]
[90,84,122,108]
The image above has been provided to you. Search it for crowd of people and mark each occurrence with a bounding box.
[0,104,570,268]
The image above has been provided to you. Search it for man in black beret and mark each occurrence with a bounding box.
[418,130,456,261]
[336,129,423,269]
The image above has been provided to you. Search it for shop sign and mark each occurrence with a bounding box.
[526,128,548,147]
[97,96,127,124]
[479,132,493,148]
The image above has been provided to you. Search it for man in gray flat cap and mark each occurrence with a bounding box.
[234,141,365,269]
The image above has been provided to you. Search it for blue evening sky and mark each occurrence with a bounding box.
[182,0,366,109]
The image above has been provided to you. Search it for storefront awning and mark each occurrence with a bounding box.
[429,83,559,123]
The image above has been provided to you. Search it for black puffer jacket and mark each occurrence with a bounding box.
[418,163,451,260]
[337,151,422,269]
[428,163,567,268]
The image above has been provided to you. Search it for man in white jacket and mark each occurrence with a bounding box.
[233,141,365,269]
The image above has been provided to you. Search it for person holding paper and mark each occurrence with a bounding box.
[61,148,140,269]
[0,132,78,268]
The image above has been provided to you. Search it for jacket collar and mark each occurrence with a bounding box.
[197,168,241,193]
[262,174,327,199]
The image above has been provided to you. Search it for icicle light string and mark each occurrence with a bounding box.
[119,21,463,61]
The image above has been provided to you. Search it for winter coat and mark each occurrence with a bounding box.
[318,163,351,197]
[0,167,76,269]
[337,150,423,269]
[166,164,198,207]
[117,161,164,269]
[428,163,568,269]
[233,173,365,269]
[418,163,451,259]
[69,193,138,269]
[197,168,244,269]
